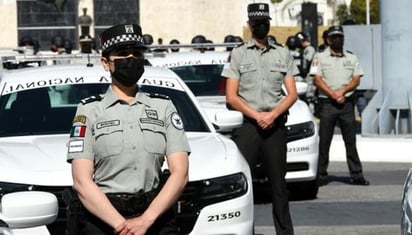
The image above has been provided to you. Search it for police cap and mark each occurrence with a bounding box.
[247,3,272,21]
[99,24,146,54]
[327,25,344,37]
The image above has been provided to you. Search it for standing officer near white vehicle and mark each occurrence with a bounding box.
[310,25,369,187]
[222,3,298,235]
[66,23,190,235]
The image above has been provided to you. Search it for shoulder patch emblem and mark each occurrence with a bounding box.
[81,94,104,105]
[171,112,184,130]
[73,115,87,124]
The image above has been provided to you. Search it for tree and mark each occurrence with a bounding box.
[350,0,380,24]
[336,4,351,24]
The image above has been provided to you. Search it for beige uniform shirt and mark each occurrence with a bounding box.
[67,86,190,194]
[221,39,299,111]
[309,48,363,98]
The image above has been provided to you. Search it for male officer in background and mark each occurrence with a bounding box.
[222,3,298,235]
[66,24,190,235]
[310,25,369,187]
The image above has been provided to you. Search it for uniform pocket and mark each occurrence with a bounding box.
[94,123,123,158]
[269,64,287,89]
[239,63,257,74]
[139,123,166,155]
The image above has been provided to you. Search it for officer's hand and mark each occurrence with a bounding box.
[335,88,346,98]
[116,216,152,235]
[256,112,275,130]
[336,96,345,104]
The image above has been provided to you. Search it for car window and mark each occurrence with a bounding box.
[0,84,108,137]
[171,64,226,96]
[0,83,208,137]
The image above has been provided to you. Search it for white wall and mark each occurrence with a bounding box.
[0,0,342,48]
[140,0,245,45]
[0,0,17,48]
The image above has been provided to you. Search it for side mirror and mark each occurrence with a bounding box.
[213,110,243,133]
[281,81,308,96]
[0,191,58,229]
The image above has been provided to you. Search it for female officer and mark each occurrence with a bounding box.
[66,24,190,235]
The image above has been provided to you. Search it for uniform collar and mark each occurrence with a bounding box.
[246,38,277,50]
[102,86,151,108]
[328,47,345,57]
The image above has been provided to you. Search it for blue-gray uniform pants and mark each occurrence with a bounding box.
[318,98,364,179]
[232,116,294,235]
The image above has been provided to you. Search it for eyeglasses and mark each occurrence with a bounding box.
[110,48,144,58]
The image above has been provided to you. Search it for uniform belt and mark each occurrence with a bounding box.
[106,188,159,216]
[243,111,289,127]
[319,95,354,104]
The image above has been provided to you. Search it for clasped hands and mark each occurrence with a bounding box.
[256,112,275,130]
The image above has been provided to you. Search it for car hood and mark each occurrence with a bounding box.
[0,133,245,186]
[185,133,245,181]
[0,135,72,186]
[197,96,314,126]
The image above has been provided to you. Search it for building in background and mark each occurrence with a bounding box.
[0,0,350,50]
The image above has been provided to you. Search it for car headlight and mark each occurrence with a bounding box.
[0,182,34,198]
[286,121,316,142]
[179,172,248,209]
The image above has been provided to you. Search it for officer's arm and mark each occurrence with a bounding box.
[336,75,361,96]
[140,151,189,226]
[313,75,340,100]
[71,158,126,229]
[273,75,297,116]
[226,78,259,119]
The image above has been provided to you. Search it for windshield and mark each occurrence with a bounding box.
[0,84,209,137]
[170,64,226,96]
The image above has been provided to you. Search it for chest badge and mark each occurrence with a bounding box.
[146,109,158,119]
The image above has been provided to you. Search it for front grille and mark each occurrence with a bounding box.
[176,173,248,234]
[287,162,309,172]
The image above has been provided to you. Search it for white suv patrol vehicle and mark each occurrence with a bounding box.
[148,49,319,199]
[0,62,254,234]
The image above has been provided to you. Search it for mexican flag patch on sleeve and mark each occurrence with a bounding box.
[70,125,87,137]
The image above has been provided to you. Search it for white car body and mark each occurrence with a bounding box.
[0,191,58,235]
[0,64,253,235]
[148,50,319,198]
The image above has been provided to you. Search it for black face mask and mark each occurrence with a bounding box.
[111,57,145,87]
[329,37,344,51]
[251,22,270,40]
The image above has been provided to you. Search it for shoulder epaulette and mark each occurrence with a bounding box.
[146,92,170,100]
[80,94,104,105]
[345,50,353,54]
[235,42,245,48]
